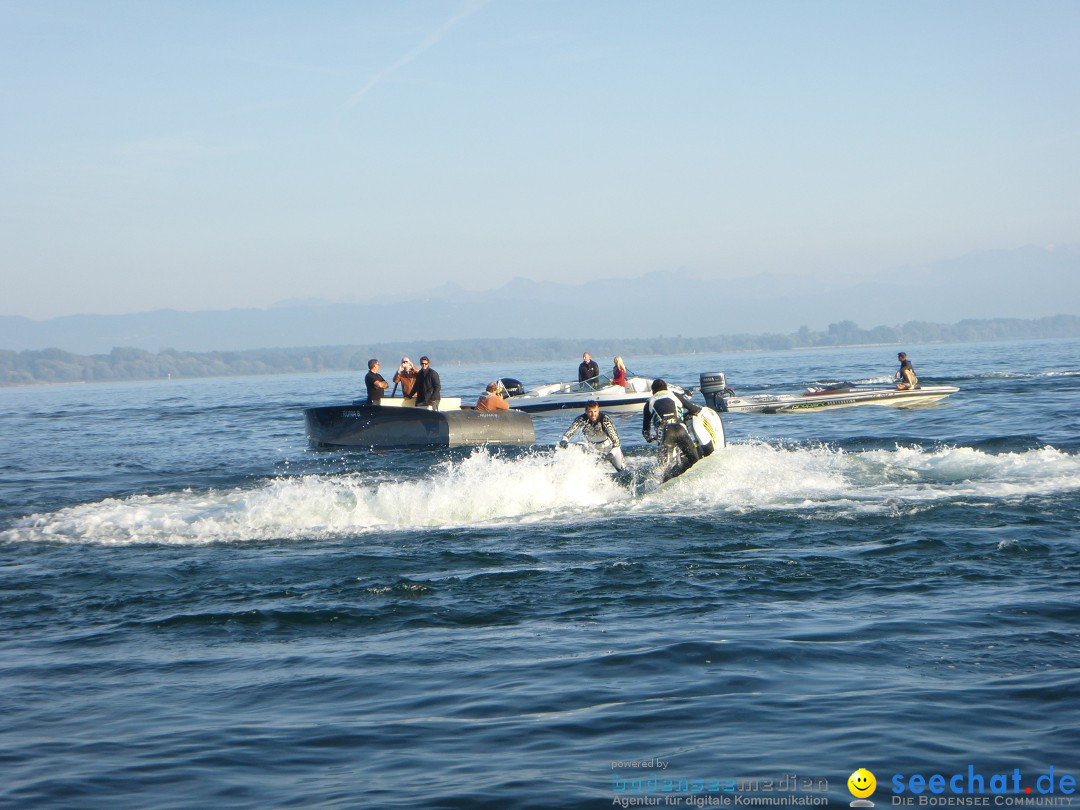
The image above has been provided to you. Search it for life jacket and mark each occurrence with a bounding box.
[648,389,685,428]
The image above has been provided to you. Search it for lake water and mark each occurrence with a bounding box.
[2,338,1078,809]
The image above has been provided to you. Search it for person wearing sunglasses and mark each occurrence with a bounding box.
[412,356,441,409]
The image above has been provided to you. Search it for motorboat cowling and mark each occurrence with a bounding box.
[497,378,527,398]
[699,372,734,411]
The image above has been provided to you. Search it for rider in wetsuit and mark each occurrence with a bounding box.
[560,400,625,471]
[642,379,706,481]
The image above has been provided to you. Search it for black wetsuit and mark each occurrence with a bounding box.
[643,390,703,481]
[641,390,701,436]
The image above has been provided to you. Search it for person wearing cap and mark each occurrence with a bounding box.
[412,356,441,409]
[393,357,418,398]
[895,352,918,390]
[559,400,625,471]
[476,381,509,411]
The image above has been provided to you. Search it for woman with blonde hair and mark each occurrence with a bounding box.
[611,356,627,387]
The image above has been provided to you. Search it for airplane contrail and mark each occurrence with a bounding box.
[346,0,492,108]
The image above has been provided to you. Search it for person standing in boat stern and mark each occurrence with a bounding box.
[611,356,627,387]
[578,352,599,384]
[895,352,919,390]
[364,359,389,404]
[560,400,625,471]
[413,356,442,409]
[393,357,418,398]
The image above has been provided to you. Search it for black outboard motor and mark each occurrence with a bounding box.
[699,372,732,412]
[498,378,526,397]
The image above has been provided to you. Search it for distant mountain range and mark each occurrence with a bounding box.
[2,244,1077,354]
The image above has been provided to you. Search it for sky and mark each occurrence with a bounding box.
[2,0,1078,320]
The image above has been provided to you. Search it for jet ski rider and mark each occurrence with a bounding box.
[560,400,626,472]
[642,379,708,480]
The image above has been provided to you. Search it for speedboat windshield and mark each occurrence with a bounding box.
[569,374,611,393]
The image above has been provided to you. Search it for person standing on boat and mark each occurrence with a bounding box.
[393,357,418,398]
[895,352,919,390]
[560,400,625,471]
[413,356,441,409]
[476,381,509,411]
[578,352,600,385]
[364,359,389,404]
[611,356,628,387]
[642,379,704,481]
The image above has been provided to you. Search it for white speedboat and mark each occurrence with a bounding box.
[498,374,689,414]
[699,372,958,414]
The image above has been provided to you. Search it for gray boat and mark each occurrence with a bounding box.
[304,397,535,449]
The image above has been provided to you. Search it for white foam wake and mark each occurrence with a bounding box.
[1,447,628,546]
[983,369,1080,379]
[641,442,1080,517]
[3,444,1077,545]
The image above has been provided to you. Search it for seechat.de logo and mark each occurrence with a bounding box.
[848,768,877,807]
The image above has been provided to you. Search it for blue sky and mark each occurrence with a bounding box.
[2,0,1078,319]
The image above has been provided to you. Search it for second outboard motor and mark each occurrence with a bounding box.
[498,378,526,397]
[699,372,732,412]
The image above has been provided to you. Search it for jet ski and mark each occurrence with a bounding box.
[699,372,959,414]
[650,405,726,482]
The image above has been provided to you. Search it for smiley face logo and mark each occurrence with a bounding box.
[848,768,876,799]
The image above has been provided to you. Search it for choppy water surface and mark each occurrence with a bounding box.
[1,339,1078,808]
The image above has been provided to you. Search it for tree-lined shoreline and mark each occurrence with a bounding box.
[2,315,1076,387]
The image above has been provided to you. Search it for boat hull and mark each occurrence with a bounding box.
[304,404,535,448]
[723,385,960,414]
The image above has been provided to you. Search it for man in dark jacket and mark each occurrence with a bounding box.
[577,352,600,384]
[413,356,441,409]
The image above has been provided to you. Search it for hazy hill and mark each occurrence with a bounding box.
[1,244,1076,354]
[4,315,1077,387]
